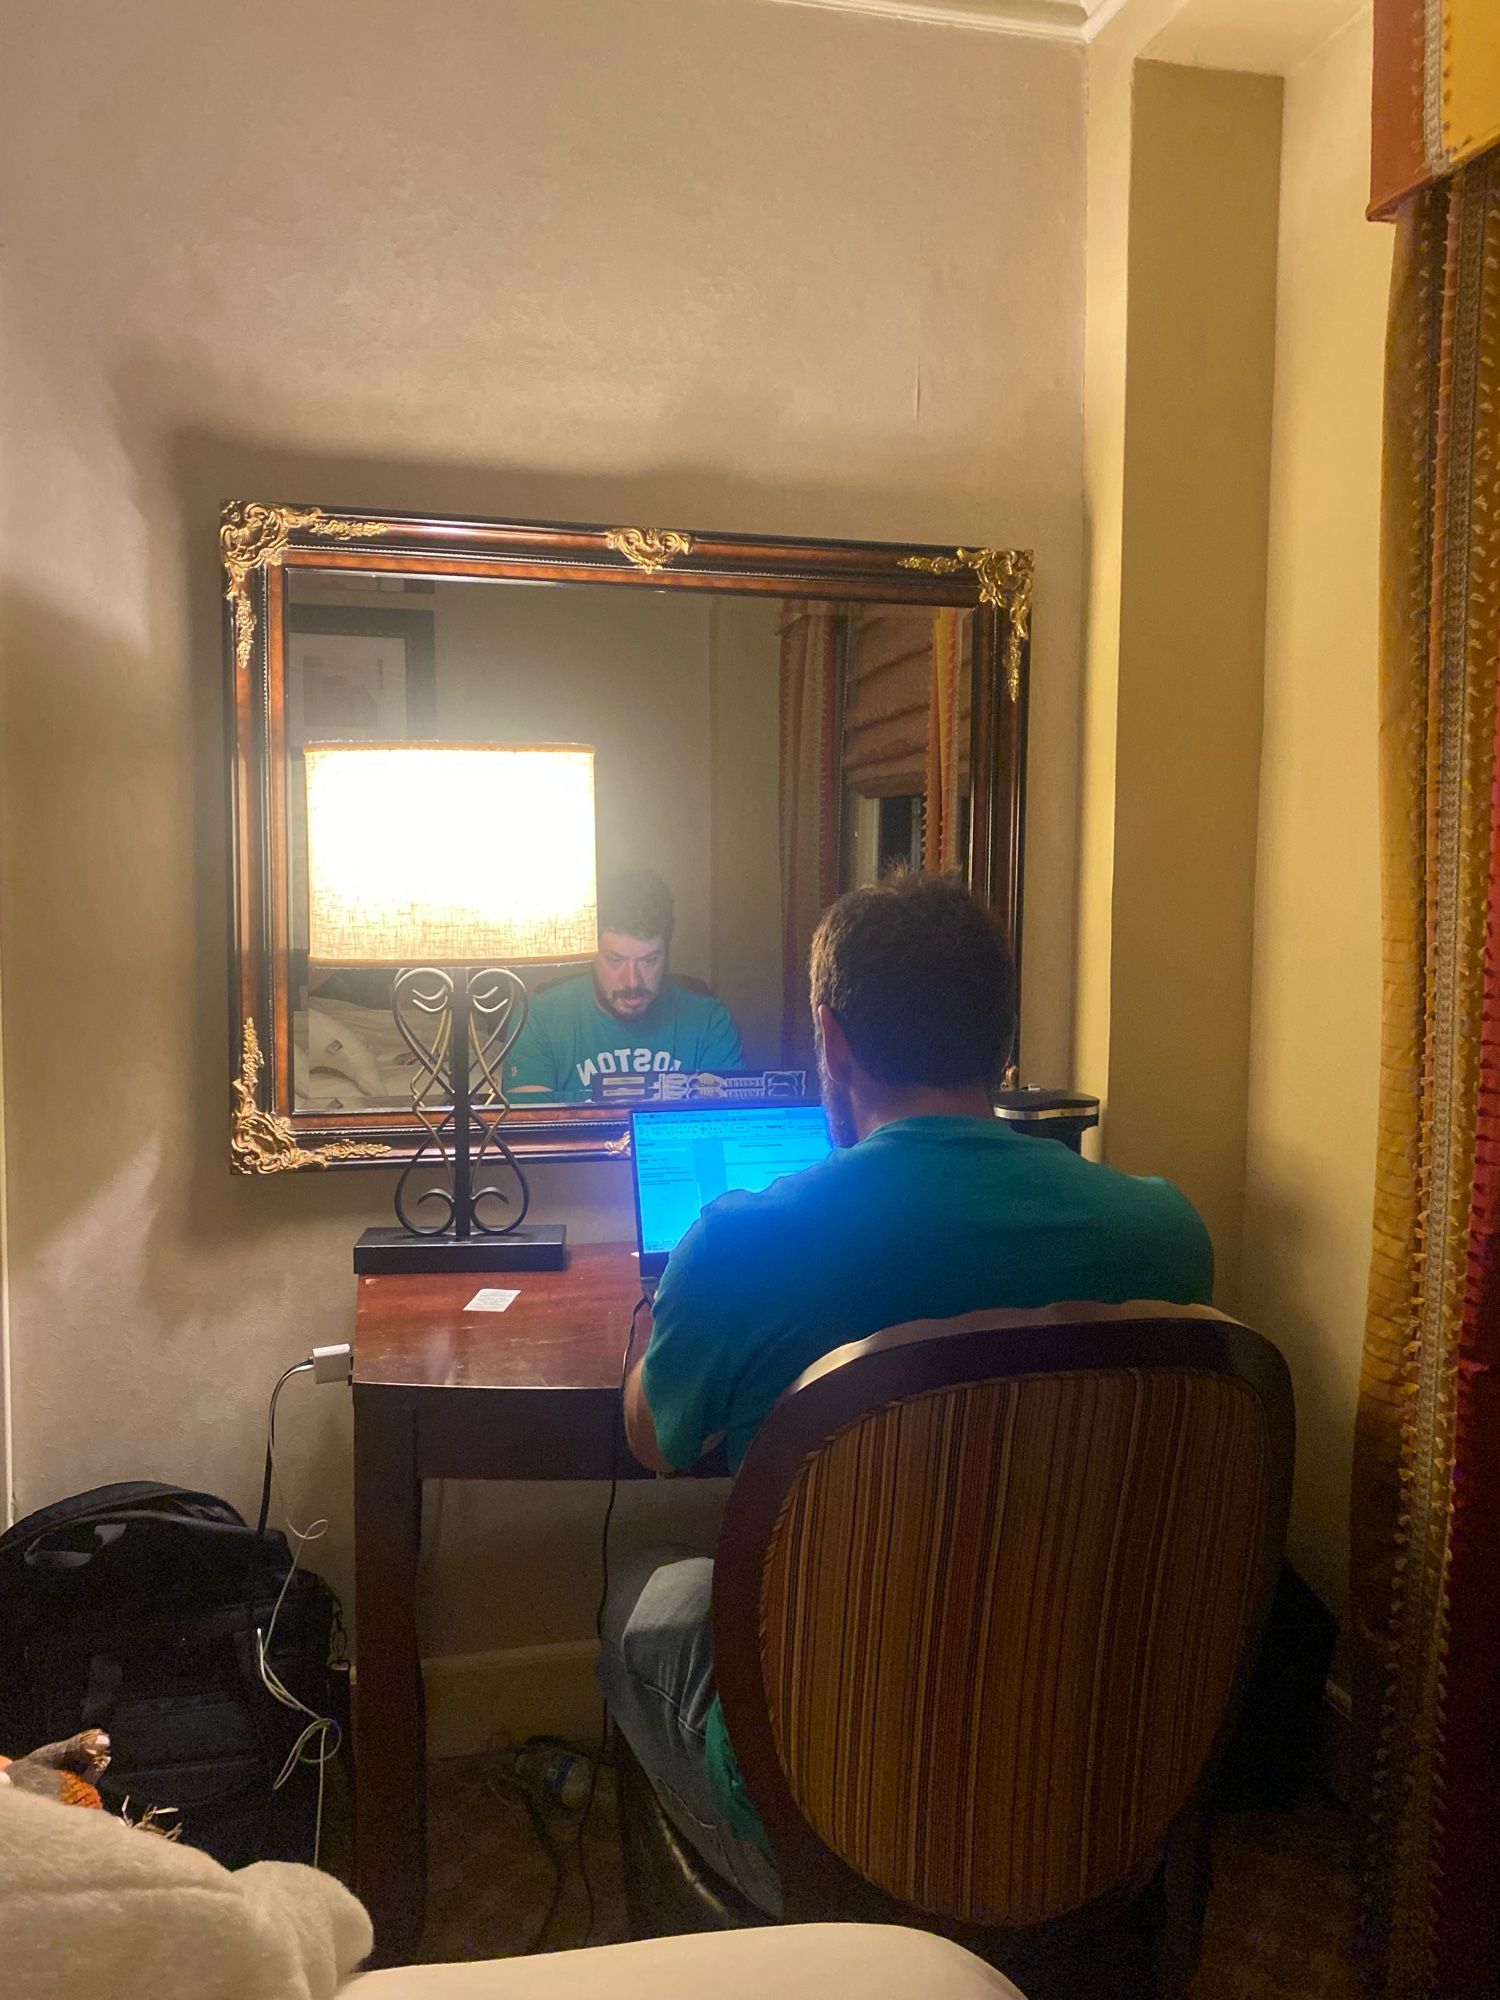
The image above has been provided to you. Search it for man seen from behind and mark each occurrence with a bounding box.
[598,870,1214,1913]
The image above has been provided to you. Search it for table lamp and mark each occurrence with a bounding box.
[303,742,597,1273]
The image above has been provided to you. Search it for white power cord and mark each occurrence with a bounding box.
[256,1347,350,1869]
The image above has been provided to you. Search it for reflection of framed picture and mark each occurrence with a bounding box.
[287,604,437,745]
[286,605,438,952]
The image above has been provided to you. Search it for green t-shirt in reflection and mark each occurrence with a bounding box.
[640,1114,1215,1845]
[505,974,744,1105]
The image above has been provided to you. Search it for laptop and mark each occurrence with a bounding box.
[631,1100,834,1287]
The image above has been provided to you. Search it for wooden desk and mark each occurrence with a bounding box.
[352,1242,649,1961]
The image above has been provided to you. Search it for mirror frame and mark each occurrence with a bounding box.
[223,502,1032,1172]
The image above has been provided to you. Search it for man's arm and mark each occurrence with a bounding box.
[622,1218,737,1475]
[696,999,744,1072]
[623,1313,677,1475]
[505,1007,563,1101]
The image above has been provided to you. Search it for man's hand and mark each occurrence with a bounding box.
[623,1303,678,1475]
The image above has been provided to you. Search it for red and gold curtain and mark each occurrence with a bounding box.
[1355,150,1500,2000]
[778,604,843,1074]
[924,607,968,870]
[778,606,973,1065]
[1371,0,1500,217]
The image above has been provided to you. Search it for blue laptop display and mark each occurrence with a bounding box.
[631,1101,833,1280]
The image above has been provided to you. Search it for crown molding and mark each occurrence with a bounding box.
[758,0,1135,44]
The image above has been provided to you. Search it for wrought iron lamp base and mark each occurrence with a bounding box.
[353,1223,568,1274]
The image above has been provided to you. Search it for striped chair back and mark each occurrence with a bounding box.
[713,1305,1292,1934]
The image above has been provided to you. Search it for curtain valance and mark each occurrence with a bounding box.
[1371,0,1500,217]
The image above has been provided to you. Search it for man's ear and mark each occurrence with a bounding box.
[816,1004,853,1084]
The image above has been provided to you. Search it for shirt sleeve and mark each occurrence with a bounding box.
[640,1213,742,1469]
[696,1000,745,1071]
[1138,1177,1216,1305]
[1180,1204,1216,1304]
[505,1007,561,1097]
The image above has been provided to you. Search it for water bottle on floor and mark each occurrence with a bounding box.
[514,1737,591,1813]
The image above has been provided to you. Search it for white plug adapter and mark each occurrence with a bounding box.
[312,1343,354,1385]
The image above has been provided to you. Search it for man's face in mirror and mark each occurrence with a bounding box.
[594,931,668,1022]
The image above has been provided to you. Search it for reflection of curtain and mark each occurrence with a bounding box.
[1354,152,1500,2000]
[841,608,931,796]
[778,605,843,1072]
[1370,0,1500,218]
[925,608,963,869]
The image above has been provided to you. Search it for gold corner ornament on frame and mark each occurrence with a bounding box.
[900,547,1033,703]
[604,527,695,573]
[222,502,391,677]
[231,1019,393,1174]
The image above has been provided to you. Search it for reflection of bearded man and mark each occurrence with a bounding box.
[505,868,745,1105]
[593,928,669,1022]
[591,868,674,1021]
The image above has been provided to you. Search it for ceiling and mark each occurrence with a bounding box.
[756,0,1366,58]
[1145,0,1367,72]
[757,0,1131,47]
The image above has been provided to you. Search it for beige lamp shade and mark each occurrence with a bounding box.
[304,744,598,966]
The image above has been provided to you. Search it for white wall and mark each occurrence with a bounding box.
[0,0,1086,1671]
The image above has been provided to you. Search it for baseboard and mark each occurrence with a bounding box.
[419,1640,604,1757]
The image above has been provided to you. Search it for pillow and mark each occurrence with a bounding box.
[305,1007,387,1100]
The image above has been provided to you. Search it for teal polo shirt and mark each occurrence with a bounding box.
[640,1114,1214,1842]
[505,975,743,1104]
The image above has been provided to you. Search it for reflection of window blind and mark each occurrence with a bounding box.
[841,608,972,798]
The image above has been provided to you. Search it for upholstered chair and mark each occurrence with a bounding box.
[617,1303,1293,2000]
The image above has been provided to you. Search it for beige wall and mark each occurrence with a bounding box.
[1103,62,1283,1306]
[1240,10,1390,1620]
[708,598,784,1068]
[1077,27,1286,1290]
[0,0,1085,1673]
[1081,0,1382,1619]
[1074,0,1187,1133]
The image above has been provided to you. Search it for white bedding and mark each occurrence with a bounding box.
[0,1781,1024,2000]
[0,1781,371,2000]
[294,998,414,1111]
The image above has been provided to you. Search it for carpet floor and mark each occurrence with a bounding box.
[415,1753,1358,1998]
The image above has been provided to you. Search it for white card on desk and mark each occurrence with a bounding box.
[465,1287,521,1313]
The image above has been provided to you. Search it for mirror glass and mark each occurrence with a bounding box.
[284,570,976,1113]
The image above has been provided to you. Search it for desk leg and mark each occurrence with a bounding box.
[353,1390,426,1964]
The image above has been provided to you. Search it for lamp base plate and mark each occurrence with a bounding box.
[353,1224,568,1274]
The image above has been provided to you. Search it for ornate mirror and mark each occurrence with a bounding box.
[223,503,1031,1171]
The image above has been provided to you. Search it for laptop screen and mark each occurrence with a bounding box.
[631,1102,834,1271]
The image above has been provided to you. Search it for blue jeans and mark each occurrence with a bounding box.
[597,1545,784,1917]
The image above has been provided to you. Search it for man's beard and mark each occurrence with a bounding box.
[817,1045,859,1150]
[594,976,655,1022]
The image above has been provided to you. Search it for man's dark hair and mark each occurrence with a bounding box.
[810,871,1015,1089]
[598,868,675,945]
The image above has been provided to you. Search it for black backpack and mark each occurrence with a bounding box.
[0,1481,346,1868]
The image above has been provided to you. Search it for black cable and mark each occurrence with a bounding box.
[486,1766,570,1955]
[576,1293,650,1948]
